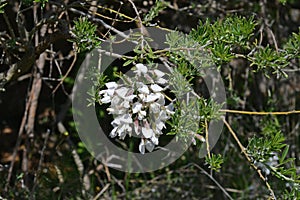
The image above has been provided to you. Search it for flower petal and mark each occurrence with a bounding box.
[111,96,121,106]
[150,135,159,145]
[150,102,160,114]
[136,63,148,74]
[145,140,155,152]
[134,119,139,135]
[100,95,111,104]
[105,82,118,89]
[150,84,163,92]
[137,84,149,94]
[125,94,136,101]
[121,100,130,108]
[132,102,142,113]
[157,77,167,85]
[145,93,160,102]
[119,114,133,124]
[156,120,165,130]
[110,127,118,138]
[138,110,146,120]
[142,127,153,138]
[153,69,165,78]
[144,74,154,83]
[111,117,121,126]
[115,87,129,98]
[158,110,168,121]
[139,139,145,154]
[156,94,165,105]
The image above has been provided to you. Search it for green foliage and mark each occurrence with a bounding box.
[166,31,212,74]
[284,28,300,58]
[246,118,300,195]
[0,2,6,13]
[247,130,285,162]
[168,67,193,98]
[190,16,256,66]
[279,0,287,4]
[212,16,256,46]
[247,118,285,162]
[279,0,298,5]
[70,17,101,53]
[198,98,223,121]
[34,0,48,7]
[87,68,107,107]
[143,0,168,25]
[20,0,48,7]
[190,15,299,78]
[249,45,288,78]
[205,153,224,172]
[167,97,199,140]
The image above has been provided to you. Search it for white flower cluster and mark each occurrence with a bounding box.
[99,64,174,154]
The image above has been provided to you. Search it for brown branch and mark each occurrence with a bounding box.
[0,21,70,89]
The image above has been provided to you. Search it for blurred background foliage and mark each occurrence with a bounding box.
[0,0,299,199]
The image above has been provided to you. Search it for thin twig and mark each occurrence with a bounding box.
[85,7,135,23]
[191,163,234,200]
[69,8,130,40]
[93,183,110,200]
[266,27,279,52]
[52,51,77,94]
[3,12,16,38]
[205,119,211,160]
[220,109,300,115]
[127,0,143,33]
[31,129,51,196]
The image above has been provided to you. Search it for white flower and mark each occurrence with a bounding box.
[100,94,111,104]
[145,140,155,152]
[99,82,119,104]
[156,94,165,105]
[139,139,146,154]
[106,107,127,115]
[149,102,161,114]
[120,100,130,109]
[132,102,146,120]
[137,83,149,94]
[150,134,159,145]
[142,127,153,138]
[150,84,164,92]
[155,120,165,131]
[111,114,133,126]
[138,110,147,120]
[100,63,175,154]
[111,95,122,106]
[117,123,132,139]
[153,69,165,78]
[132,102,142,113]
[145,93,160,102]
[110,127,118,138]
[115,87,129,98]
[135,63,148,74]
[144,73,154,83]
[139,139,156,154]
[105,82,118,89]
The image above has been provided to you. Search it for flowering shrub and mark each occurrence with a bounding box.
[99,63,174,154]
